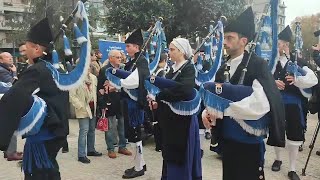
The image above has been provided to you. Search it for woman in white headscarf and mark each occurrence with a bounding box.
[148,38,202,180]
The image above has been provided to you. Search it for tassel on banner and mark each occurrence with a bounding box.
[63,34,73,56]
[73,23,87,44]
[52,49,60,69]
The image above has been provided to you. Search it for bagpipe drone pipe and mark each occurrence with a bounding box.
[194,16,225,86]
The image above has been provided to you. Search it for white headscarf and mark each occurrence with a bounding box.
[171,38,193,59]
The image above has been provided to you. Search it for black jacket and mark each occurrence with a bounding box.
[0,57,69,150]
[124,52,150,108]
[97,64,122,117]
[216,51,286,147]
[156,61,196,164]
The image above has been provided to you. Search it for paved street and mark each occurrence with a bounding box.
[1,114,320,180]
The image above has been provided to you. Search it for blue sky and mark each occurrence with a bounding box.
[284,0,320,25]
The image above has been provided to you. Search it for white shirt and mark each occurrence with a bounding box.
[224,53,270,120]
[227,53,244,78]
[172,60,188,73]
[278,55,317,89]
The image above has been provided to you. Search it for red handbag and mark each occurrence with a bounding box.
[96,109,108,131]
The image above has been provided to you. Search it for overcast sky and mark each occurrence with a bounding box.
[284,0,320,25]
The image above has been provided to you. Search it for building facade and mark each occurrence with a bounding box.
[0,0,28,51]
[246,0,287,33]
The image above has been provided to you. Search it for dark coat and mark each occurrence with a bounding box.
[156,61,196,164]
[0,63,16,83]
[215,51,286,147]
[97,63,122,117]
[0,57,69,150]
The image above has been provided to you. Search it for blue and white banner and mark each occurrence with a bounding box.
[98,40,127,63]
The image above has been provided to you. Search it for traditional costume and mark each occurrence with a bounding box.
[271,25,318,180]
[106,28,149,179]
[200,7,285,180]
[0,18,69,180]
[145,38,202,180]
[0,2,90,179]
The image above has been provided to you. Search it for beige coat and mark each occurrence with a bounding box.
[69,73,97,119]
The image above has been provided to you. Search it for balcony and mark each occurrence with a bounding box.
[0,3,29,13]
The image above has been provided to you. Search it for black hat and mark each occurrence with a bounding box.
[27,18,53,48]
[314,30,320,37]
[278,25,292,42]
[224,7,255,41]
[125,28,143,46]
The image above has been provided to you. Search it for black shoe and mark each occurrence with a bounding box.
[299,145,303,152]
[155,147,161,152]
[78,156,90,164]
[201,149,204,158]
[288,171,300,180]
[87,151,102,156]
[205,132,211,140]
[125,165,147,174]
[316,150,320,156]
[62,147,69,153]
[122,168,145,179]
[271,160,282,172]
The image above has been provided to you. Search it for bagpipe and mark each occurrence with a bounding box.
[46,0,91,91]
[105,17,167,101]
[284,22,313,98]
[128,17,166,74]
[144,65,201,116]
[199,81,269,138]
[4,0,91,138]
[194,16,225,86]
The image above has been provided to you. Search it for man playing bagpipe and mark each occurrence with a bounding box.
[106,28,149,179]
[201,7,285,180]
[271,25,318,180]
[147,37,202,180]
[0,18,69,180]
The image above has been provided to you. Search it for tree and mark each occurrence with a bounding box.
[290,13,320,60]
[103,0,246,43]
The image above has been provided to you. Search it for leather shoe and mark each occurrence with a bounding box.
[78,156,90,164]
[118,148,132,156]
[62,147,69,153]
[122,168,144,179]
[6,152,23,161]
[125,165,147,174]
[205,132,211,140]
[271,160,282,172]
[87,151,102,156]
[316,150,320,156]
[288,171,300,180]
[299,145,303,152]
[108,151,117,159]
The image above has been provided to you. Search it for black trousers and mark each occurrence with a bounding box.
[222,139,265,180]
[24,137,65,180]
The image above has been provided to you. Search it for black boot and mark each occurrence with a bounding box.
[209,127,219,151]
[271,160,282,172]
[288,171,300,180]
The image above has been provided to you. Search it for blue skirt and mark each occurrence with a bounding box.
[161,115,202,180]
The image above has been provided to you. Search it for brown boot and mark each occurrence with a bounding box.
[118,148,132,156]
[6,152,23,161]
[108,151,117,159]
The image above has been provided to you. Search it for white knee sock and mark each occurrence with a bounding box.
[199,129,205,149]
[134,141,145,171]
[274,146,282,161]
[287,140,302,172]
